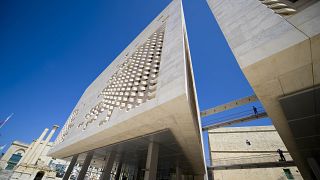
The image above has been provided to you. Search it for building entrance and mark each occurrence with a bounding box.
[34,171,45,180]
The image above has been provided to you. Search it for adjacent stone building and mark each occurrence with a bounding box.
[206,0,320,179]
[208,126,303,180]
[0,126,68,180]
[0,141,28,171]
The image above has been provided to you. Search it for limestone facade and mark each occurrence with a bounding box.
[206,0,320,179]
[208,126,303,180]
[49,0,207,179]
[0,126,68,180]
[0,141,28,170]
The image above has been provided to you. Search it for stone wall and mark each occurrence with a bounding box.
[208,126,303,180]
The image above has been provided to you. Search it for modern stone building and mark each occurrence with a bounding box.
[0,126,69,180]
[207,0,320,179]
[49,0,207,179]
[208,126,302,180]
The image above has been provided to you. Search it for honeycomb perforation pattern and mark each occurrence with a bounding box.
[55,109,78,144]
[55,25,165,145]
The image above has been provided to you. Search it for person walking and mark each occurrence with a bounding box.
[277,149,286,161]
[252,106,258,117]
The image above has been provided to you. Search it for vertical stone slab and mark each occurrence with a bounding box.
[77,151,94,180]
[63,154,78,180]
[114,160,123,180]
[99,151,116,180]
[144,142,159,180]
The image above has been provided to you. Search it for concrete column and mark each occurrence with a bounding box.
[144,142,159,180]
[176,165,182,180]
[77,151,94,180]
[63,154,78,180]
[22,128,49,164]
[99,151,116,180]
[30,125,59,165]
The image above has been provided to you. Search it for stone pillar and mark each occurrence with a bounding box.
[63,154,79,180]
[144,142,159,180]
[99,151,116,180]
[77,151,94,180]
[30,125,59,165]
[22,128,49,164]
[176,165,182,180]
[17,141,35,165]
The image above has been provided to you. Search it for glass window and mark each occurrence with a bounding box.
[283,169,294,179]
[5,154,22,170]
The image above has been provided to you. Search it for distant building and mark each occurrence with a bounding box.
[0,126,69,180]
[0,141,28,170]
[208,126,303,180]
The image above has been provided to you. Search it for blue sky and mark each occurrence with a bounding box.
[0,0,271,158]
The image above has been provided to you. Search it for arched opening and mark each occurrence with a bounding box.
[34,171,45,180]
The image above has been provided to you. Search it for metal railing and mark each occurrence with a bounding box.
[202,107,265,127]
[207,153,293,167]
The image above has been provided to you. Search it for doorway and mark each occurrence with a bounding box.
[34,171,45,180]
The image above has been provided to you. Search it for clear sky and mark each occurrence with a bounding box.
[0,0,271,157]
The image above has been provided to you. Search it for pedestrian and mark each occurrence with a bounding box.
[277,149,286,161]
[252,106,258,117]
[246,140,251,145]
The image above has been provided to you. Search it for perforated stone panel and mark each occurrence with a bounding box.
[55,26,165,145]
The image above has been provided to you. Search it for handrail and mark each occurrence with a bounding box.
[207,153,292,167]
[202,111,268,131]
[202,107,264,126]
